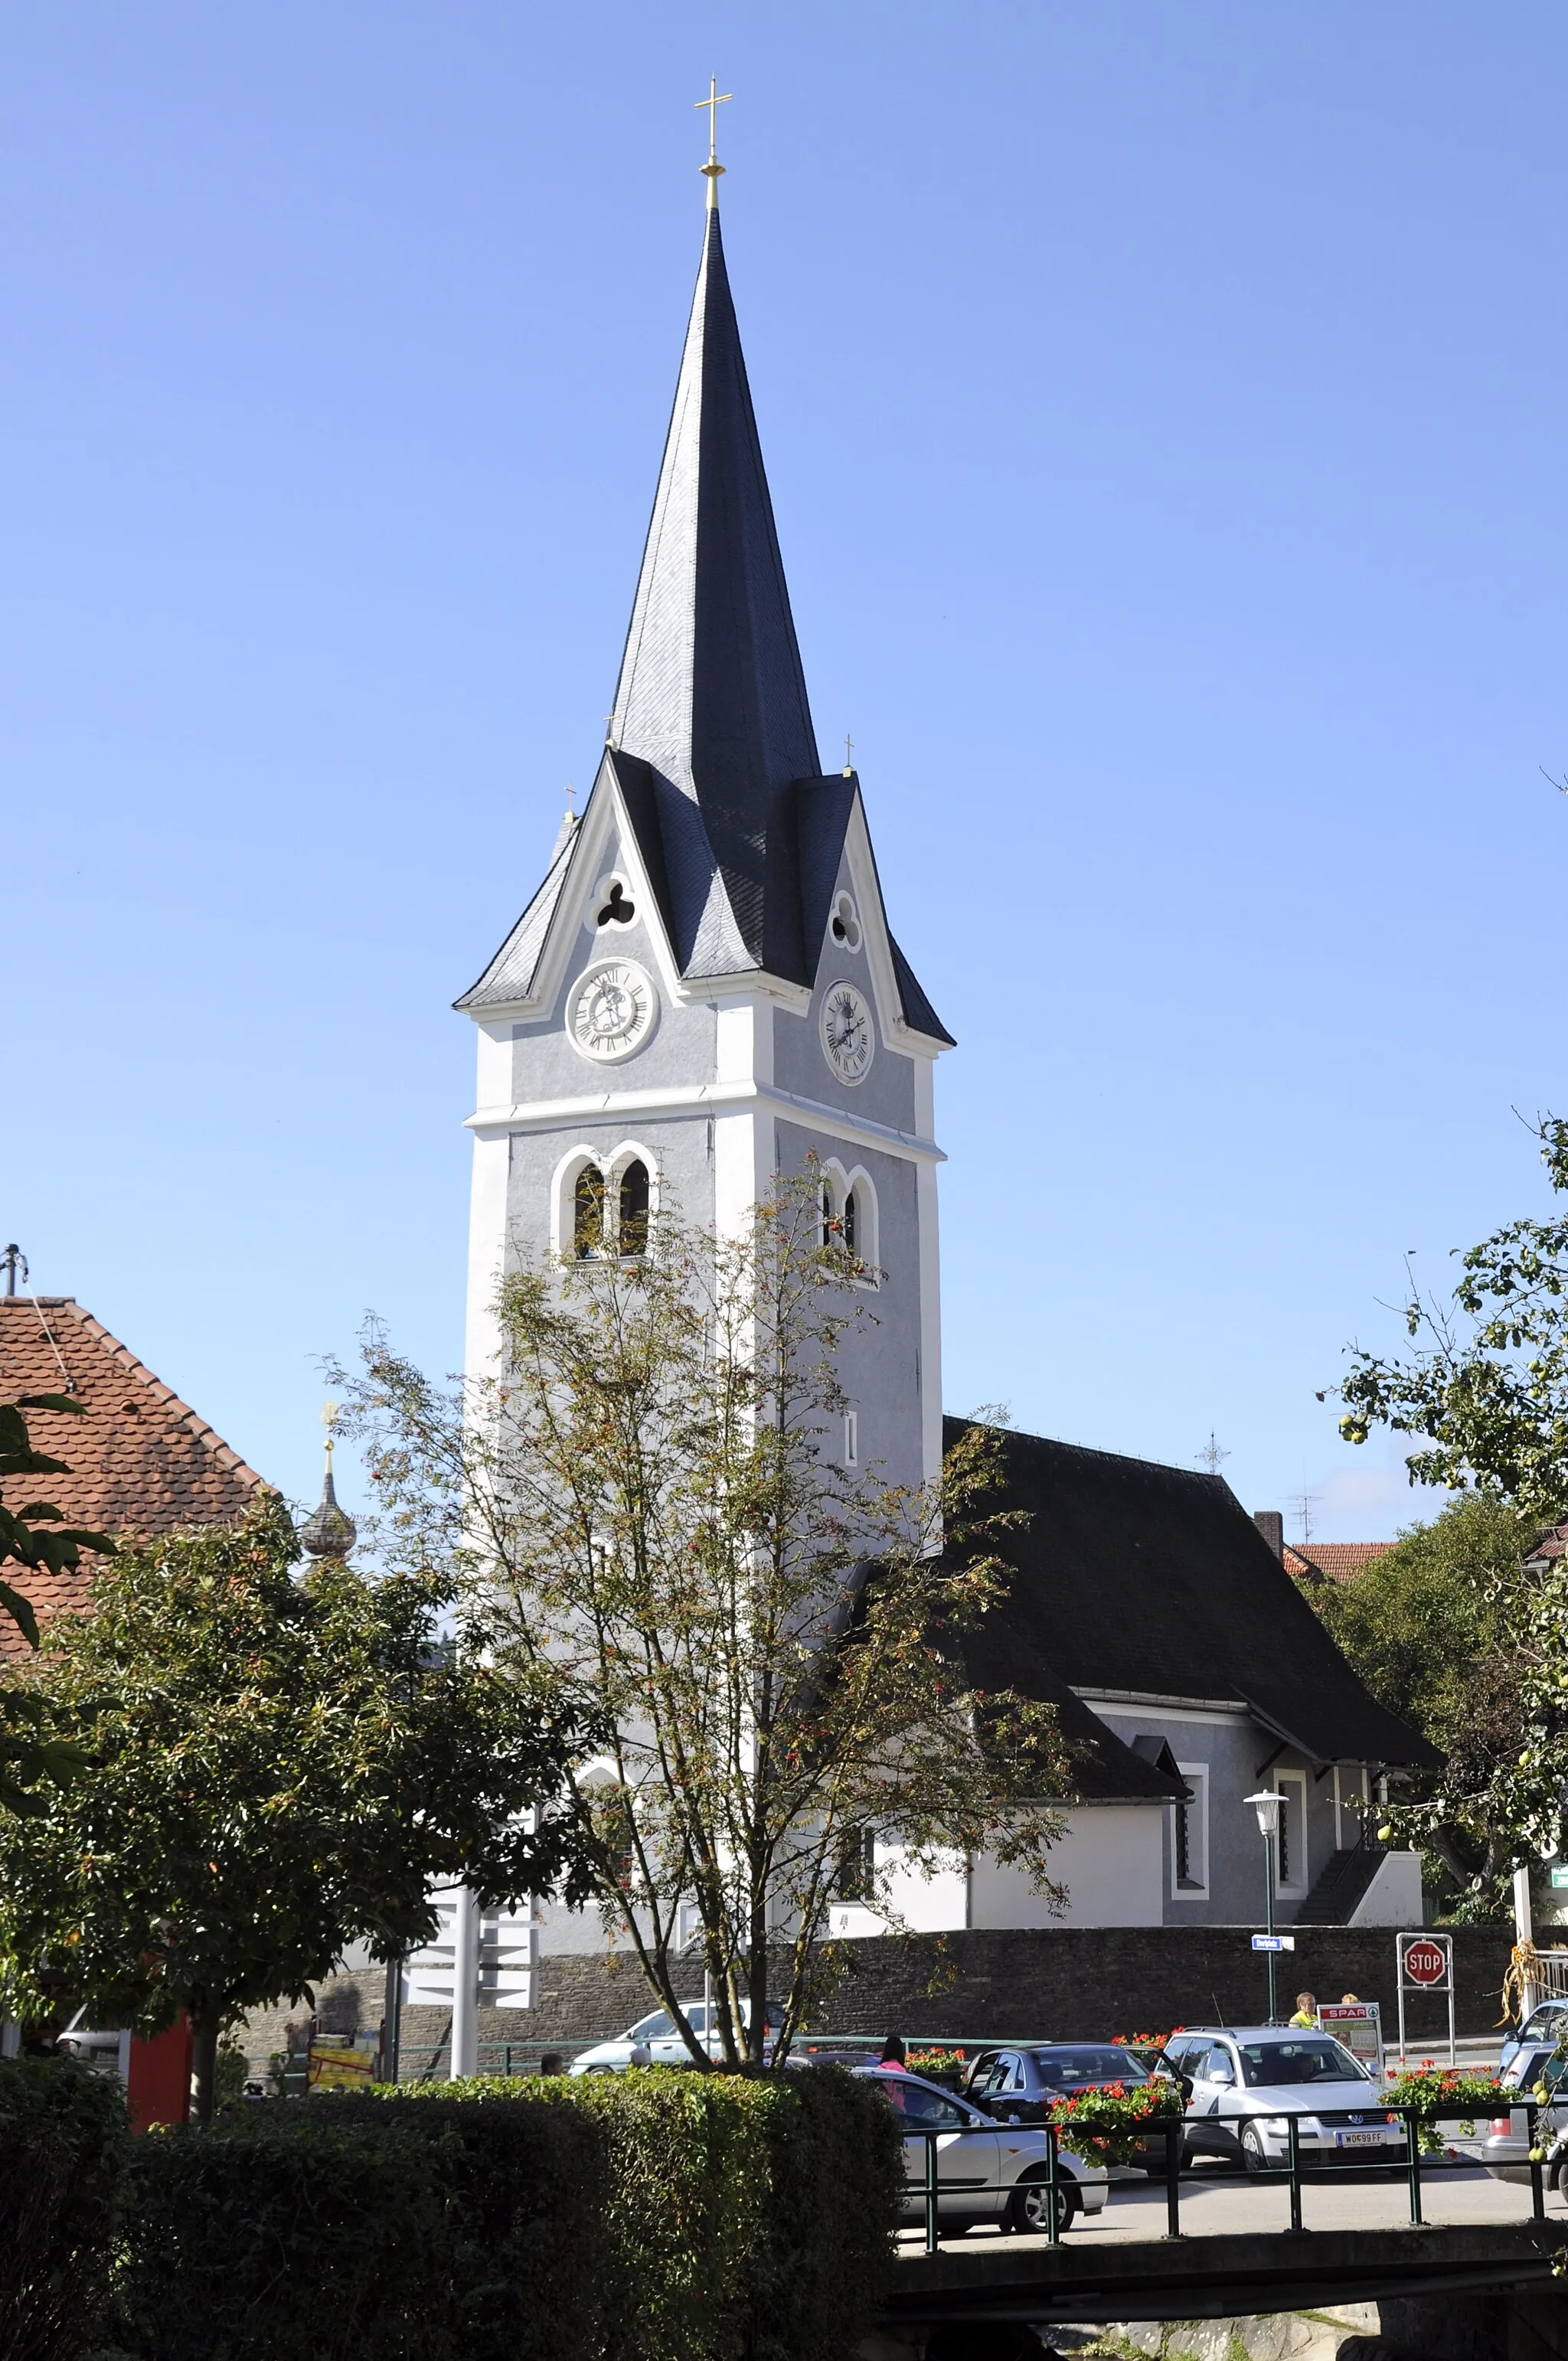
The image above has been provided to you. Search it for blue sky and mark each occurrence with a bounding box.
[5,3,1566,1540]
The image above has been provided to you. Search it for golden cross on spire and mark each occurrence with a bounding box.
[694,76,731,207]
[320,1399,339,1467]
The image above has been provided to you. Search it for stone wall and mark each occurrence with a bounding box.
[234,1925,1517,2072]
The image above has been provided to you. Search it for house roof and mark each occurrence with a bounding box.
[1284,1542,1395,1585]
[944,1419,1438,1772]
[0,1296,263,1656]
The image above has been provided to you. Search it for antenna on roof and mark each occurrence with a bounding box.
[2,1245,28,1298]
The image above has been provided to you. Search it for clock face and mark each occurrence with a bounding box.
[820,980,874,1086]
[569,961,657,1063]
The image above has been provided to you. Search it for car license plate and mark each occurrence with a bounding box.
[1334,2131,1383,2148]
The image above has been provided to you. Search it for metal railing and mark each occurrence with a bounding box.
[906,2103,1556,2257]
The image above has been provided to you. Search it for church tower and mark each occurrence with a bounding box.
[457,166,952,1496]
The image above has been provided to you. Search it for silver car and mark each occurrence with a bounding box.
[1157,2027,1403,2170]
[1450,2045,1568,2187]
[568,1999,780,2073]
[855,2064,1109,2235]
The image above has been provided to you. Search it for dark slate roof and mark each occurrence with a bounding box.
[945,1419,1439,1771]
[609,204,820,971]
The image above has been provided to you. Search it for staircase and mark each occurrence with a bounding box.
[1296,1840,1386,1925]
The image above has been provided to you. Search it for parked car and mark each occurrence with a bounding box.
[1449,2044,1568,2186]
[54,2008,126,2076]
[568,1999,781,2074]
[963,2044,1168,2169]
[1499,2000,1568,2081]
[855,2065,1109,2235]
[1154,2026,1404,2170]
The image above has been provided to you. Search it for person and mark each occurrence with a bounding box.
[1289,1991,1318,2029]
[1339,1994,1361,2007]
[538,2052,564,2077]
[880,2034,906,2067]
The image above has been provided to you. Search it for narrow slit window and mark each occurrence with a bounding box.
[843,1412,858,1467]
[573,1164,605,1259]
[842,1188,858,1255]
[619,1159,649,1256]
[836,1827,876,1899]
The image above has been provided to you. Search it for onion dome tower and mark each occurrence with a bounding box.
[298,1402,357,1561]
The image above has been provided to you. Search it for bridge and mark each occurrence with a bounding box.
[875,2167,1568,2356]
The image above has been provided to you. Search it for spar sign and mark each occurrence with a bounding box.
[1395,1929,1455,2065]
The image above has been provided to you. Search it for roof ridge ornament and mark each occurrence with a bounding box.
[695,75,731,209]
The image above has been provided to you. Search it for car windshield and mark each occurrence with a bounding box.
[1505,2049,1568,2092]
[1030,2046,1148,2087]
[1236,2039,1369,2088]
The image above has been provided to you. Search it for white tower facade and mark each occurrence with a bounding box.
[458,201,952,1514]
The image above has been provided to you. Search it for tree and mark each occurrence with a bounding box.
[0,1396,109,1814]
[0,1491,590,2118]
[339,1170,1070,2072]
[1300,1497,1537,1912]
[1329,1119,1568,1913]
[1335,1114,1568,1511]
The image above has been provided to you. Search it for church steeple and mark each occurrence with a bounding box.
[606,201,821,968]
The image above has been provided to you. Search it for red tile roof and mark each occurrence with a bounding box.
[1284,1541,1395,1585]
[0,1297,264,1657]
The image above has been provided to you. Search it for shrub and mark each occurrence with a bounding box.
[107,2068,902,2361]
[0,2056,128,2361]
[386,2069,902,2361]
[108,2095,599,2361]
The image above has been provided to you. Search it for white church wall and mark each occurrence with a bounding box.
[970,1806,1167,1929]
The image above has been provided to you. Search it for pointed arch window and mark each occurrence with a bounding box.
[573,1164,606,1259]
[842,1188,858,1256]
[619,1158,650,1257]
[821,1180,835,1248]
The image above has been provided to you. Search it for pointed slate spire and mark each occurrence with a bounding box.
[608,204,821,968]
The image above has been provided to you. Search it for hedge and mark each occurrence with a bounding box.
[102,2067,903,2361]
[0,2056,128,2361]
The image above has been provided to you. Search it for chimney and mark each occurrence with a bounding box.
[1253,1510,1285,1559]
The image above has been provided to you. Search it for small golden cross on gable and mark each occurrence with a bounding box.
[694,77,732,202]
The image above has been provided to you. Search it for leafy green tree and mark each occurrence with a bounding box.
[1337,1114,1568,1510]
[1329,1122,1568,1914]
[339,1169,1070,2071]
[1308,1496,1527,1748]
[1302,1497,1539,1912]
[0,1396,109,1814]
[0,1491,590,2118]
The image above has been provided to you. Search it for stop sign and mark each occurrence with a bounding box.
[1402,1937,1448,1987]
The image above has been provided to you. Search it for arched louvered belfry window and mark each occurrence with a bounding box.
[573,1164,605,1259]
[619,1158,650,1257]
[842,1188,858,1256]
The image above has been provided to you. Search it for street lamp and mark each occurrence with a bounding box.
[1244,1790,1284,2025]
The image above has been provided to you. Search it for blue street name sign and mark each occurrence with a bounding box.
[1251,1935,1295,1951]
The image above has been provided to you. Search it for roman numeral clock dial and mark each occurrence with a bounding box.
[569,961,657,1063]
[820,980,874,1086]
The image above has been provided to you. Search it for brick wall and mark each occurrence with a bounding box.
[526,1926,1515,2046]
[234,1925,1517,2071]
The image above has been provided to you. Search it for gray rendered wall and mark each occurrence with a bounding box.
[1093,1707,1367,1929]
